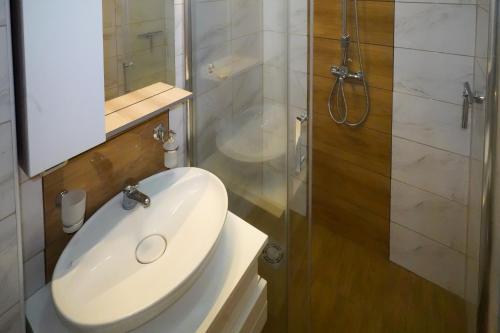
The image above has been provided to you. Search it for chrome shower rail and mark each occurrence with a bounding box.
[327,0,370,127]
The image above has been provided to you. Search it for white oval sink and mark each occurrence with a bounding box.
[51,168,228,332]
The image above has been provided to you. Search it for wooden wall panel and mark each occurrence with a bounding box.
[313,150,390,220]
[312,0,394,255]
[42,113,168,279]
[314,37,394,91]
[315,0,395,46]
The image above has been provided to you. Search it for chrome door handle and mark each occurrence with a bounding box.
[296,114,308,174]
[462,87,470,129]
[462,82,484,129]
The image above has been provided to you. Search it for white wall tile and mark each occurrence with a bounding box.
[103,27,117,60]
[475,6,489,60]
[394,48,473,105]
[0,27,11,124]
[0,303,22,333]
[232,65,262,113]
[104,57,118,88]
[20,177,44,260]
[465,257,480,305]
[233,32,262,65]
[175,54,185,88]
[263,0,285,32]
[391,180,467,253]
[0,214,19,315]
[0,177,14,223]
[289,70,307,109]
[392,137,469,204]
[174,3,185,56]
[390,223,465,297]
[0,122,13,221]
[478,0,489,10]
[264,31,285,68]
[393,92,470,156]
[395,3,475,56]
[102,0,116,29]
[467,158,483,260]
[23,251,45,300]
[168,104,187,166]
[289,34,307,73]
[474,57,487,98]
[0,0,6,27]
[230,0,262,39]
[264,65,285,102]
[196,81,233,127]
[192,0,229,50]
[126,0,166,24]
[289,0,308,35]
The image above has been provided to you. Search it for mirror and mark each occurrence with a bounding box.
[102,0,176,105]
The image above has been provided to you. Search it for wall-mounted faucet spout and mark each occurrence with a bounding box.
[122,184,151,210]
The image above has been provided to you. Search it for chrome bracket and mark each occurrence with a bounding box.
[55,190,68,208]
[153,123,167,142]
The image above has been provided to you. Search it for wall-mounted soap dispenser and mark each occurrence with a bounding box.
[163,131,179,169]
[154,124,179,168]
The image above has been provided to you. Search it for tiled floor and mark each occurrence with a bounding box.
[311,221,467,333]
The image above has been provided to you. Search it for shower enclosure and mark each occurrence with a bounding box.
[189,0,310,331]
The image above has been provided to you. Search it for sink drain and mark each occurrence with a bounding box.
[135,234,167,264]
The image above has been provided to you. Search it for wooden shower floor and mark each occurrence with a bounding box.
[311,221,467,333]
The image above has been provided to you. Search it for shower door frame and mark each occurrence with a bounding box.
[474,0,500,329]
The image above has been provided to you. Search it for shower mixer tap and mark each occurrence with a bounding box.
[340,35,350,48]
[331,65,363,81]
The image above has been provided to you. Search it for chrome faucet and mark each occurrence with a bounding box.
[122,185,151,210]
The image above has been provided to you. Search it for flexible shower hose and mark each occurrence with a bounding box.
[327,0,370,127]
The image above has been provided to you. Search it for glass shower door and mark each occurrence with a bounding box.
[466,0,499,330]
[190,0,310,331]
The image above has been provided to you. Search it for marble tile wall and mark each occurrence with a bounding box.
[0,0,24,330]
[190,0,309,222]
[19,172,45,300]
[261,0,308,209]
[390,0,476,297]
[192,0,265,199]
[262,0,285,207]
[168,0,187,167]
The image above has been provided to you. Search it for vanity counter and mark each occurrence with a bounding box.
[26,212,268,333]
